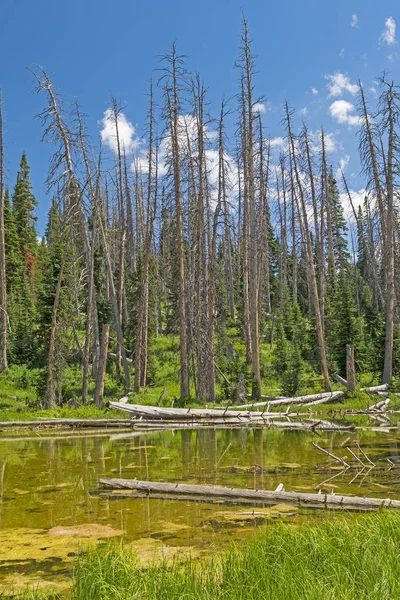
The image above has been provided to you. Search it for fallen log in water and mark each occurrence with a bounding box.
[99,478,400,511]
[0,418,135,429]
[128,418,353,431]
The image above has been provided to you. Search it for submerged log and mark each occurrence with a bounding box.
[99,478,400,511]
[128,418,353,431]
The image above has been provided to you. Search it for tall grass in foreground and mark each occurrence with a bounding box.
[71,512,400,600]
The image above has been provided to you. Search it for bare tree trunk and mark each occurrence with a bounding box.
[286,104,331,392]
[358,82,387,251]
[163,44,190,398]
[242,19,261,399]
[346,344,356,392]
[134,83,157,393]
[94,323,110,409]
[240,81,252,366]
[383,82,396,384]
[44,247,68,409]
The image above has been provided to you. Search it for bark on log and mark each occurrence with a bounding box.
[128,418,354,431]
[360,384,389,393]
[0,419,135,429]
[109,395,344,420]
[368,398,391,412]
[100,478,400,511]
[333,374,348,386]
[253,391,344,408]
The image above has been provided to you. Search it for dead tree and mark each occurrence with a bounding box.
[285,104,331,392]
[161,44,190,399]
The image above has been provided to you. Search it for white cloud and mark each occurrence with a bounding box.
[312,87,318,95]
[351,14,359,29]
[269,137,286,149]
[100,108,138,154]
[339,188,366,222]
[324,132,337,153]
[253,102,266,113]
[329,100,362,127]
[311,130,337,153]
[380,16,396,46]
[336,155,350,179]
[299,107,308,116]
[339,48,345,58]
[326,73,358,97]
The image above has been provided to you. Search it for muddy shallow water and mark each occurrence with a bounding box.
[0,424,399,593]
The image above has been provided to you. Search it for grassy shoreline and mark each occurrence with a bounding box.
[16,511,400,599]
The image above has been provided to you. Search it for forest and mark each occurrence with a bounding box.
[0,17,399,415]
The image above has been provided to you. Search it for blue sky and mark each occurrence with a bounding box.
[1,0,399,232]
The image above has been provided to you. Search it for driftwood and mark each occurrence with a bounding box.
[369,398,391,411]
[109,402,284,420]
[109,401,353,431]
[128,418,354,431]
[0,418,135,429]
[99,478,400,511]
[312,442,350,468]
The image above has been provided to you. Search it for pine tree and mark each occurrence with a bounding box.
[12,153,38,276]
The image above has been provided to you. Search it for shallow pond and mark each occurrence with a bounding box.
[0,425,400,593]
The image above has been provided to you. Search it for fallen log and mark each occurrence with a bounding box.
[303,395,342,407]
[333,373,348,387]
[109,402,281,420]
[111,394,345,420]
[108,352,133,365]
[266,391,344,407]
[238,399,288,409]
[360,384,389,393]
[99,478,400,511]
[0,418,135,429]
[241,391,344,408]
[128,418,353,431]
[369,398,391,411]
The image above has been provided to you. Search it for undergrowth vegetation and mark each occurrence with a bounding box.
[15,512,400,599]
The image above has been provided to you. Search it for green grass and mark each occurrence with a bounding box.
[72,512,400,599]
[17,511,400,599]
